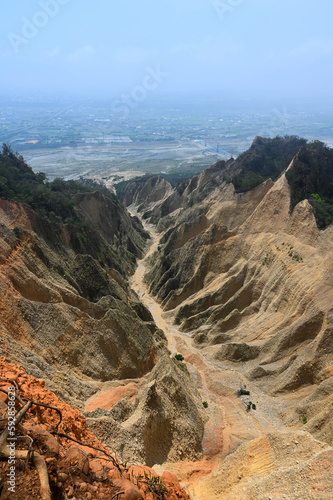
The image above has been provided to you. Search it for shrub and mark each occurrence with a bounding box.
[237,384,250,396]
[231,136,307,193]
[247,401,257,411]
[175,353,184,362]
[138,472,168,499]
[286,142,333,228]
[129,253,136,264]
[202,401,208,408]
[238,389,250,396]
[0,144,119,221]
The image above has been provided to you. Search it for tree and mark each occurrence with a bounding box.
[2,143,14,156]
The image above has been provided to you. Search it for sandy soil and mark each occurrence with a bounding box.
[127,210,289,498]
[126,200,333,500]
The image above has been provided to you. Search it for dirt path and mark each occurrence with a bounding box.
[129,219,179,354]
[128,210,285,496]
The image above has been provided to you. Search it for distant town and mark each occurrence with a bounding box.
[1,93,332,182]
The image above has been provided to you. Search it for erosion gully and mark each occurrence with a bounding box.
[128,210,283,497]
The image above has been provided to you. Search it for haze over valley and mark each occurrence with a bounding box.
[1,94,333,185]
[1,1,333,499]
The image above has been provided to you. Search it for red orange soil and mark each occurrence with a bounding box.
[0,358,191,500]
[86,379,146,412]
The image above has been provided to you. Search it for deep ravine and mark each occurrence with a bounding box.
[128,209,285,496]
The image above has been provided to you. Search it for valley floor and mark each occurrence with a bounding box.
[126,212,333,500]
[83,207,333,500]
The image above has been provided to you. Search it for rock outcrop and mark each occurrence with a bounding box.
[122,163,228,229]
[122,175,173,211]
[144,167,333,445]
[192,430,333,500]
[0,359,191,500]
[120,137,333,498]
[85,354,207,467]
[0,195,159,410]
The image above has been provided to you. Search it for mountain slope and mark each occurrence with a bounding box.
[0,148,158,408]
[0,358,191,500]
[141,146,333,437]
[0,147,206,497]
[123,136,333,498]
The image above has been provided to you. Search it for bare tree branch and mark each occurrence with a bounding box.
[111,492,125,500]
[52,432,122,472]
[1,447,51,500]
[0,400,32,451]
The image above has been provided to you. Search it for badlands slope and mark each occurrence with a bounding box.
[0,150,204,499]
[1,139,332,499]
[123,138,333,498]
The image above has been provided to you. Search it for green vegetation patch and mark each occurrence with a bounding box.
[229,135,307,193]
[286,141,333,228]
[0,143,118,221]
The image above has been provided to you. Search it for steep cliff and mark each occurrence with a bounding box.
[0,148,205,499]
[122,175,173,211]
[123,137,333,498]
[0,160,142,404]
[143,141,333,430]
[0,192,161,402]
[0,359,191,500]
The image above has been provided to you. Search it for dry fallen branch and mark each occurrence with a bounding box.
[1,447,51,500]
[0,400,32,452]
[52,432,123,472]
[0,385,126,499]
[22,434,35,470]
[110,492,125,500]
[0,398,51,500]
[0,388,62,431]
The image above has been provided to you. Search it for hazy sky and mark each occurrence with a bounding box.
[1,0,332,100]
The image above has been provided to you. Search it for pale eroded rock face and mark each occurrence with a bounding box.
[0,195,156,410]
[123,176,173,212]
[192,430,333,500]
[144,171,333,441]
[124,160,333,497]
[73,190,149,257]
[85,355,207,467]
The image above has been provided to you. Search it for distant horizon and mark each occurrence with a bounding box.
[1,89,333,110]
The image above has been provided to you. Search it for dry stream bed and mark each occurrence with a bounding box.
[126,213,288,497]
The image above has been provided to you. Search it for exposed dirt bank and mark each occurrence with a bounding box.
[127,208,333,500]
